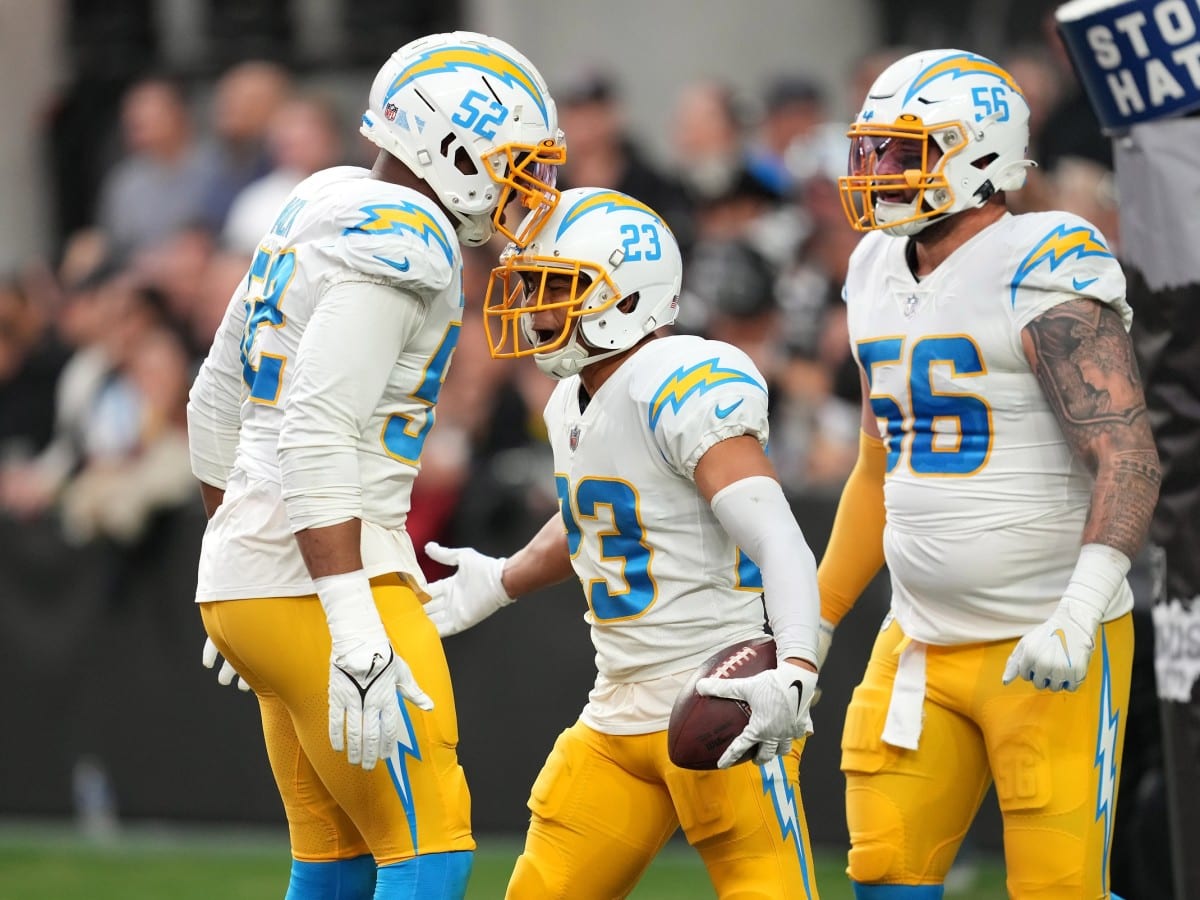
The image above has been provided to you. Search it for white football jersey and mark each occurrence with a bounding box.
[545,334,774,725]
[192,166,464,601]
[844,210,1134,644]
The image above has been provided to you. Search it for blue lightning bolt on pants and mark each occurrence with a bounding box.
[200,575,475,884]
[842,616,1133,899]
[506,721,819,899]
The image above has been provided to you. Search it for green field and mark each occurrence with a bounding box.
[0,822,1008,899]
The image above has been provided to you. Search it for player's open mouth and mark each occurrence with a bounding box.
[533,328,556,346]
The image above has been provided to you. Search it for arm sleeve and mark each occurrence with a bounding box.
[187,282,250,489]
[277,278,426,532]
[710,474,821,663]
[817,429,888,625]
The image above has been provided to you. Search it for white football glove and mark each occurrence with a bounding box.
[1002,544,1130,693]
[1002,597,1100,692]
[696,661,819,769]
[317,572,433,771]
[423,542,514,637]
[202,637,251,692]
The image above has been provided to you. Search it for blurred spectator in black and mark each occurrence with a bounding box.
[94,77,211,262]
[676,163,798,334]
[59,323,195,546]
[749,75,829,197]
[556,71,691,249]
[129,226,218,361]
[198,60,294,232]
[222,92,347,255]
[670,80,747,207]
[0,268,70,464]
[1036,9,1112,173]
[690,240,782,381]
[0,263,124,519]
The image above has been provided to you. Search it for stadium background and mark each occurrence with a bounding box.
[0,1,1156,897]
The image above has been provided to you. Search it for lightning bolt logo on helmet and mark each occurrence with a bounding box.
[556,191,666,240]
[903,51,1025,104]
[384,44,549,126]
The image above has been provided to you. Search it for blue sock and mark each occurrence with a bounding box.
[285,855,376,900]
[375,850,473,899]
[853,884,945,899]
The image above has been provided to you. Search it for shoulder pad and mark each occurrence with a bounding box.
[332,184,458,292]
[641,338,768,432]
[1008,213,1124,308]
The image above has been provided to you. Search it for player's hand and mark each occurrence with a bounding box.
[423,542,514,637]
[328,640,432,770]
[696,661,819,768]
[316,571,433,771]
[1002,597,1101,692]
[202,637,251,692]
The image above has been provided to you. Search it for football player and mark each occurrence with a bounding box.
[818,49,1161,898]
[423,187,823,899]
[186,31,565,900]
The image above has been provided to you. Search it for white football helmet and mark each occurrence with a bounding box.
[484,187,682,379]
[361,31,566,246]
[838,49,1034,237]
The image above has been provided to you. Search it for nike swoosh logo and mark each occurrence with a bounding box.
[1072,276,1098,291]
[374,255,411,272]
[715,399,744,419]
[790,680,806,714]
[1053,628,1072,666]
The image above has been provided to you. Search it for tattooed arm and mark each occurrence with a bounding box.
[1021,297,1161,559]
[1002,297,1162,691]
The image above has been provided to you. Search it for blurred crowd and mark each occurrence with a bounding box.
[0,19,1118,567]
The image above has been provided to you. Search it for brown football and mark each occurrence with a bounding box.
[667,636,776,770]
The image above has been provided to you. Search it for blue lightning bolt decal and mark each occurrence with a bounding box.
[383,44,547,126]
[555,190,666,240]
[760,756,813,897]
[385,697,423,850]
[1094,631,1120,896]
[345,202,454,266]
[648,359,765,431]
[903,52,1025,104]
[1010,224,1112,306]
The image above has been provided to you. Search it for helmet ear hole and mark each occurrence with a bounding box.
[617,291,640,314]
[453,145,478,177]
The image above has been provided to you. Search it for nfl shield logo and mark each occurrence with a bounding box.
[384,103,399,122]
[568,425,581,451]
[903,293,921,318]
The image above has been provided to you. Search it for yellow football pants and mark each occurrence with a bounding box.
[842,614,1133,899]
[506,720,819,900]
[200,574,473,866]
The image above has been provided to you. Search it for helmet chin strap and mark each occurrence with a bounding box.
[877,199,937,237]
[534,328,628,380]
[452,212,493,247]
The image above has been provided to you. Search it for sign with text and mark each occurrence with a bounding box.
[1057,0,1200,133]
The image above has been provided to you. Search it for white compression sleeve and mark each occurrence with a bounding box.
[279,279,425,532]
[710,475,821,663]
[187,286,250,488]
